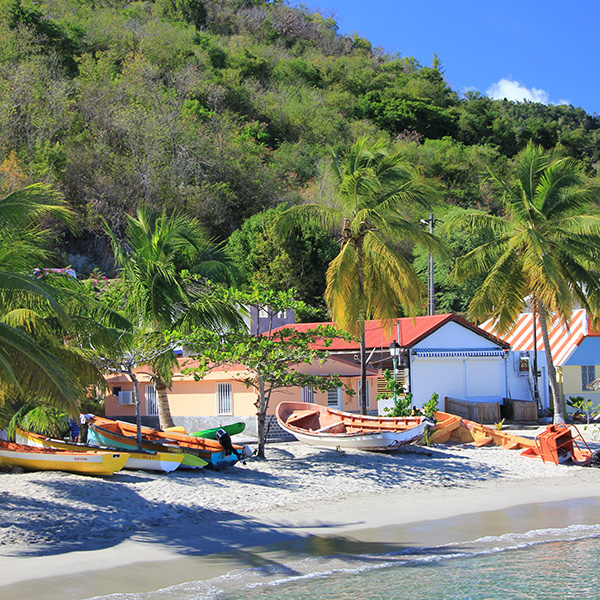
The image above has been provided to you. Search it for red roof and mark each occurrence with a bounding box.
[274,314,510,351]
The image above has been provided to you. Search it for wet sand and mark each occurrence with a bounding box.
[1,430,600,600]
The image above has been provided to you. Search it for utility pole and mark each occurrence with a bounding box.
[420,213,436,316]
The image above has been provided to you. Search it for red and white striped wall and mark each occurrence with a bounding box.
[480,309,593,367]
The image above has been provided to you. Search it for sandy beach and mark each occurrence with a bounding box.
[2,424,600,600]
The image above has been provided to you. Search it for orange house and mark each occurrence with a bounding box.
[104,355,378,438]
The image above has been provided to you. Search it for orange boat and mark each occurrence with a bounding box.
[431,411,592,465]
[85,415,250,469]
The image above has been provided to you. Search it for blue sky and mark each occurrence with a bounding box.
[301,1,599,115]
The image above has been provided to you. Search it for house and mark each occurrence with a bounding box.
[104,355,378,438]
[481,308,600,411]
[104,313,519,435]
[285,314,513,416]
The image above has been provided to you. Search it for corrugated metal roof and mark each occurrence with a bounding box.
[275,314,510,351]
[480,309,590,366]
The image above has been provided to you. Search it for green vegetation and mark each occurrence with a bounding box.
[448,143,600,423]
[279,138,444,413]
[2,0,600,435]
[179,289,353,458]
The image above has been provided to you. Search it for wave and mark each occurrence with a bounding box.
[84,523,600,600]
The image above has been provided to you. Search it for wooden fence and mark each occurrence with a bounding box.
[503,398,538,423]
[444,397,501,424]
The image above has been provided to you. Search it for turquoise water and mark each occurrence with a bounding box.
[87,522,600,600]
[217,535,600,600]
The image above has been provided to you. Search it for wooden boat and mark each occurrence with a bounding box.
[0,441,129,476]
[15,429,185,473]
[431,411,592,465]
[85,416,246,469]
[191,422,246,439]
[430,411,537,449]
[276,401,432,451]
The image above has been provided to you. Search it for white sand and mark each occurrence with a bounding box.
[1,425,600,599]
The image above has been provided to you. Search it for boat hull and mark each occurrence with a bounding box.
[191,422,246,439]
[276,401,431,451]
[85,422,217,469]
[281,425,428,451]
[0,441,128,476]
[15,429,184,473]
[85,416,248,469]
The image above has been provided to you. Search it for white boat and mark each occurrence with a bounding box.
[276,401,432,451]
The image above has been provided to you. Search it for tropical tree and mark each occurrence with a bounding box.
[105,206,241,429]
[181,321,352,459]
[0,184,88,412]
[280,138,444,414]
[448,143,600,423]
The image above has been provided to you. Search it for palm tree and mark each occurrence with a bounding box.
[105,206,241,429]
[448,142,600,423]
[0,184,86,411]
[281,138,443,413]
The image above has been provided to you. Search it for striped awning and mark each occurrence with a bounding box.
[480,309,589,367]
[413,348,506,358]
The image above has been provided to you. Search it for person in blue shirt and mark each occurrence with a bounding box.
[67,418,80,442]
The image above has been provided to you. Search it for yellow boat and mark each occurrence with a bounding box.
[16,429,184,473]
[0,441,129,476]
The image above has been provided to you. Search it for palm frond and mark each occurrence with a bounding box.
[0,184,77,234]
[325,243,361,335]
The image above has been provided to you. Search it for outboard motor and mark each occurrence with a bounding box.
[215,428,242,461]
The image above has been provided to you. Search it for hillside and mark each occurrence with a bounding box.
[1,0,599,280]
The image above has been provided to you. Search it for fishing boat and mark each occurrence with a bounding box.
[276,401,433,451]
[0,441,129,476]
[15,429,185,473]
[191,422,246,439]
[85,416,247,469]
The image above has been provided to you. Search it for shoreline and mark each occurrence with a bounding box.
[1,436,600,599]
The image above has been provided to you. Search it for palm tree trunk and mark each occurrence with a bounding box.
[156,379,176,430]
[537,302,566,423]
[356,239,368,415]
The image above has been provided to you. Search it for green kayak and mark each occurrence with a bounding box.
[191,422,245,439]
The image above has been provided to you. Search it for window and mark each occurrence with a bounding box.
[217,383,232,415]
[357,380,370,408]
[302,387,316,403]
[327,388,341,408]
[146,385,158,416]
[117,391,133,405]
[582,366,596,391]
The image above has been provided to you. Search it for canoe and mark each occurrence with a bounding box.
[84,416,246,469]
[85,423,208,469]
[15,429,184,473]
[191,422,246,439]
[276,401,432,451]
[0,441,129,476]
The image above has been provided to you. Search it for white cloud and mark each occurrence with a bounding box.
[486,78,550,104]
